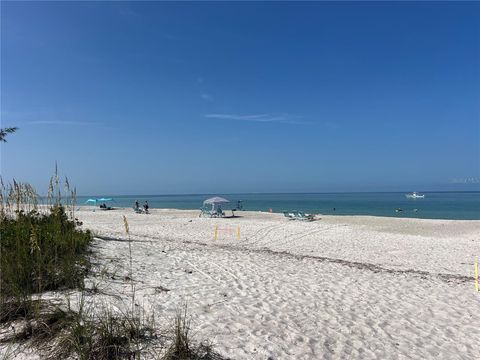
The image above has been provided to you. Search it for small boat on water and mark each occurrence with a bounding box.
[405,192,425,199]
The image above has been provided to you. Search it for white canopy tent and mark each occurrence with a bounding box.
[203,196,229,211]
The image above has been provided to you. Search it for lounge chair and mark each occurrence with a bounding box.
[283,211,296,220]
[216,208,225,217]
[134,207,143,214]
[296,211,316,221]
[200,207,214,217]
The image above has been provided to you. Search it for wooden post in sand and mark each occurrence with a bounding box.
[214,225,218,240]
[475,258,479,292]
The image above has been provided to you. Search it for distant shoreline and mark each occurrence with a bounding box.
[31,192,480,220]
[76,206,480,222]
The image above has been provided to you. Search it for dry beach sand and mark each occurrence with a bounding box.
[4,208,480,359]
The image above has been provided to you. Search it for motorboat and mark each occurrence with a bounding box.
[405,192,425,199]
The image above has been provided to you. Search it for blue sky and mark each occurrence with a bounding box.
[1,1,479,195]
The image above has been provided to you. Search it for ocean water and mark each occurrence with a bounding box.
[76,192,480,220]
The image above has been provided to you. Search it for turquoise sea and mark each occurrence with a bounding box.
[77,192,480,220]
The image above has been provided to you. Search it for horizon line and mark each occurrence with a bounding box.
[37,190,480,198]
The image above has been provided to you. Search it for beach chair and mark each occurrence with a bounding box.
[199,207,213,217]
[216,208,225,217]
[296,211,316,221]
[100,203,114,210]
[133,206,144,214]
[283,211,296,220]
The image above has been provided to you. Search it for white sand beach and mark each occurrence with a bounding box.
[2,208,479,359]
[64,208,480,359]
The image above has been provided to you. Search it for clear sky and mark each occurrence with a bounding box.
[1,1,479,195]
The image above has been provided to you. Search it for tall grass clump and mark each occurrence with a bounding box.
[52,300,156,360]
[162,306,220,360]
[0,171,92,323]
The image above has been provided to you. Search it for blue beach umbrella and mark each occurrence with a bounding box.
[96,198,115,210]
[85,198,114,211]
[85,198,97,212]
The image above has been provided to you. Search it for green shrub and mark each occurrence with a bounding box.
[0,206,92,316]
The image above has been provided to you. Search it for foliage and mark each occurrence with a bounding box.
[0,206,92,301]
[0,174,90,322]
[0,127,18,142]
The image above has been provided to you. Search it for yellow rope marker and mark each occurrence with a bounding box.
[237,226,240,240]
[475,258,479,292]
[214,225,218,240]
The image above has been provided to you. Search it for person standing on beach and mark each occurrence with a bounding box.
[144,201,149,214]
[134,200,139,210]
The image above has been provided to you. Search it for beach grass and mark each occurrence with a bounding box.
[0,176,92,323]
[162,305,220,360]
[0,172,221,359]
[54,299,157,360]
